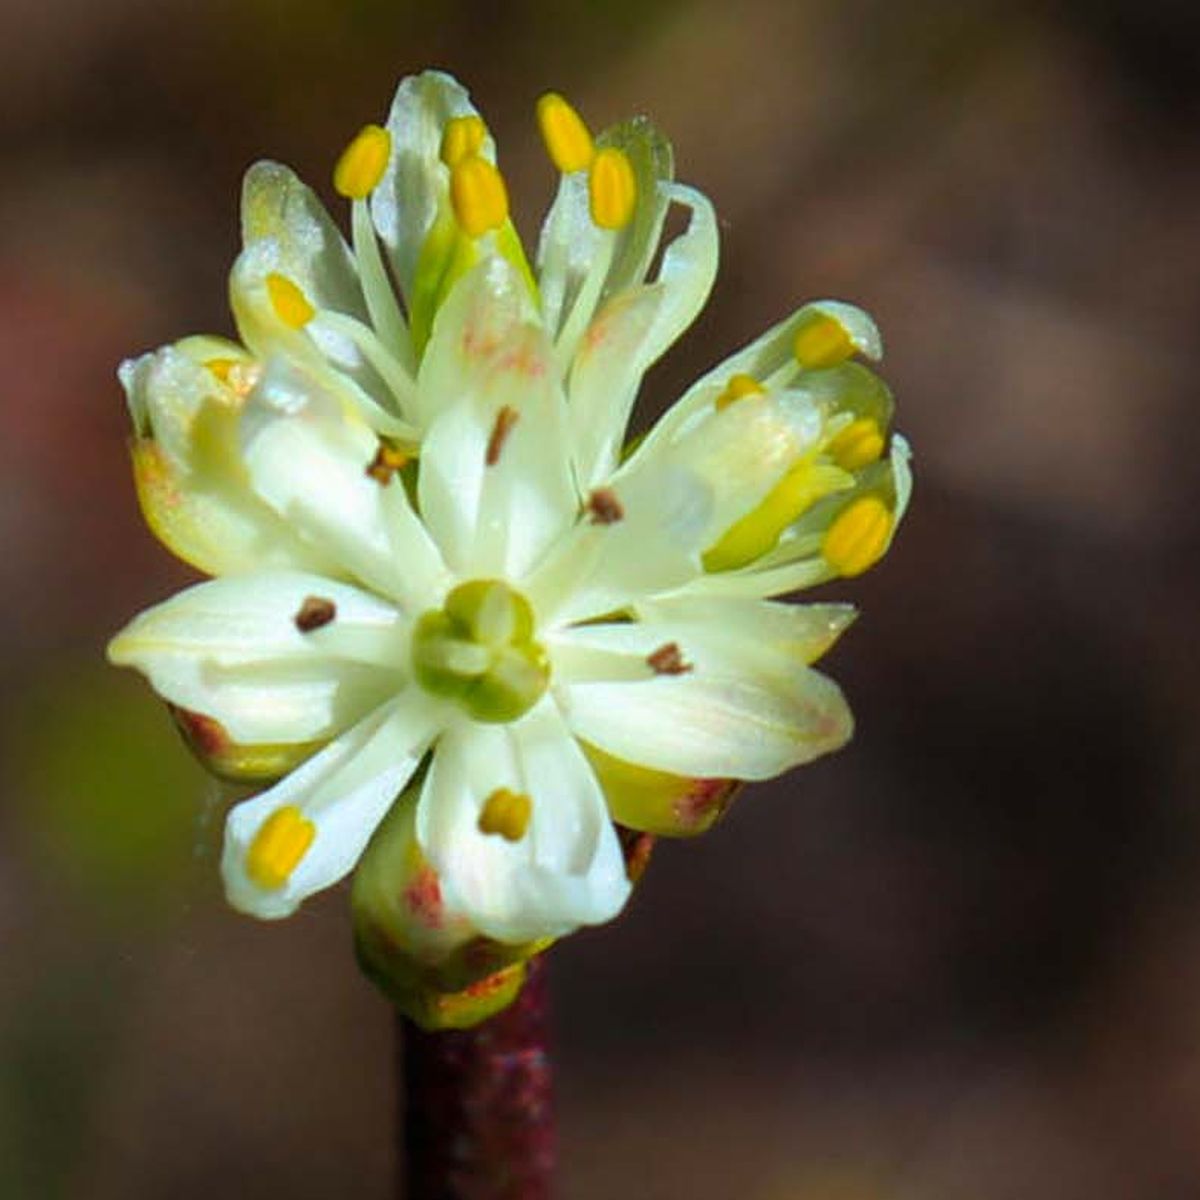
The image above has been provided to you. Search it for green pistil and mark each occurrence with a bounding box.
[412,580,549,723]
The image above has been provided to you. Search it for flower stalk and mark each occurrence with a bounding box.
[399,956,555,1200]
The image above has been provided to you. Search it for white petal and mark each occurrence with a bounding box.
[371,70,493,305]
[528,387,825,625]
[415,702,631,943]
[536,117,673,342]
[630,300,883,469]
[415,257,576,579]
[240,358,450,610]
[119,344,337,577]
[553,614,853,779]
[107,571,407,743]
[222,697,440,919]
[566,183,719,488]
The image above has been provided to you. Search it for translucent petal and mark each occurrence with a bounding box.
[554,616,853,780]
[107,571,407,743]
[415,257,576,579]
[567,183,718,488]
[630,300,883,469]
[415,702,631,944]
[371,70,493,307]
[222,697,440,919]
[120,344,336,577]
[239,358,450,610]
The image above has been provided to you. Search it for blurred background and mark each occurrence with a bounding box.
[2,0,1199,1195]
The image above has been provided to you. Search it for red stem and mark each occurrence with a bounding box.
[397,957,555,1199]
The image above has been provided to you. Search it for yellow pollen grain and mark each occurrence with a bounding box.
[714,373,765,411]
[205,358,238,384]
[793,313,854,369]
[477,787,532,842]
[536,92,595,173]
[828,417,885,470]
[589,147,637,230]
[450,155,509,238]
[266,273,316,329]
[822,495,892,577]
[440,115,487,168]
[246,805,316,890]
[333,124,392,199]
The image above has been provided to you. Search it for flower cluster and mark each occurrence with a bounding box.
[108,71,911,1026]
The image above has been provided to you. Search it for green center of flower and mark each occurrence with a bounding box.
[411,580,549,723]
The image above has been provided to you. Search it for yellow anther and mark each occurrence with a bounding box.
[588,147,637,230]
[793,312,855,369]
[450,155,509,238]
[205,358,238,384]
[535,92,595,173]
[703,459,833,572]
[440,115,487,169]
[477,787,532,842]
[333,123,392,199]
[266,273,316,329]
[828,417,885,470]
[246,805,316,890]
[822,495,893,577]
[714,373,766,412]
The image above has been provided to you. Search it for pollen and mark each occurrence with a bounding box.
[440,114,487,168]
[647,642,693,675]
[822,495,892,577]
[294,595,337,632]
[266,273,316,329]
[205,358,238,384]
[536,92,595,173]
[589,147,637,230]
[714,373,765,411]
[246,805,316,890]
[793,312,854,369]
[365,441,412,484]
[450,155,509,238]
[827,417,885,471]
[586,487,625,524]
[333,123,392,199]
[478,787,532,842]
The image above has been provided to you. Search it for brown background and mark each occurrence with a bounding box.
[2,0,1199,1196]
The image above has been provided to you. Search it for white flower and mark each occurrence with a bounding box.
[108,71,911,949]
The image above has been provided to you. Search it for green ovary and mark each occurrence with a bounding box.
[411,580,549,723]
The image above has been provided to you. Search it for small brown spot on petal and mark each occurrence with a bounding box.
[485,405,519,466]
[365,442,410,485]
[586,487,624,524]
[294,596,336,632]
[647,642,692,675]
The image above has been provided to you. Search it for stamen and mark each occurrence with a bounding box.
[333,124,392,200]
[205,358,238,384]
[294,595,337,632]
[822,495,892,577]
[485,405,520,465]
[266,273,316,329]
[827,417,885,471]
[440,115,487,168]
[793,312,854,369]
[714,373,765,411]
[589,147,637,230]
[477,787,532,842]
[536,92,595,173]
[365,442,411,484]
[586,487,625,524]
[246,805,316,890]
[450,155,509,238]
[647,642,693,675]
